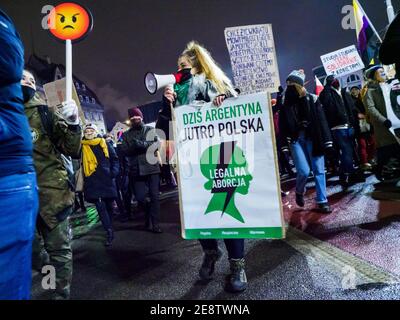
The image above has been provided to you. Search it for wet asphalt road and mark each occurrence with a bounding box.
[32,175,400,300]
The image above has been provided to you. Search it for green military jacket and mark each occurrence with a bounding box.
[24,93,82,229]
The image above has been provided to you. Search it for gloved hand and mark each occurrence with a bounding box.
[277,86,284,99]
[174,68,192,84]
[61,100,79,126]
[383,119,392,129]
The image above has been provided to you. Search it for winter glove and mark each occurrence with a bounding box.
[60,100,79,126]
[174,68,192,84]
[383,119,392,129]
[277,86,284,100]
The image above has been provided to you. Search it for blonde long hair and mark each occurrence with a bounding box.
[181,41,237,97]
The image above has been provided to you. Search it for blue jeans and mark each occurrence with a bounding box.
[290,132,328,204]
[332,128,355,175]
[0,172,38,300]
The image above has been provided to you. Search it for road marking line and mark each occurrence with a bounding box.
[285,227,400,285]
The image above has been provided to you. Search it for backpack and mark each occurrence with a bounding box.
[37,105,76,191]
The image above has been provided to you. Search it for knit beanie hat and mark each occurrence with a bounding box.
[84,123,98,133]
[128,107,144,119]
[286,69,306,86]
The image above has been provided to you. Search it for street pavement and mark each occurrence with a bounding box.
[32,174,400,300]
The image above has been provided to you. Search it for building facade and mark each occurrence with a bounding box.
[26,54,107,134]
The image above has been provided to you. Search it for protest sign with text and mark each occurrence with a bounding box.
[321,45,365,78]
[173,93,285,240]
[225,24,281,94]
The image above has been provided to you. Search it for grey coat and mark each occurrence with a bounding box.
[363,81,398,148]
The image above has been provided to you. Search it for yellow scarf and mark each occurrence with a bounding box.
[81,138,109,177]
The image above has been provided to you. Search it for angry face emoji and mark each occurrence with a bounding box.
[48,2,93,42]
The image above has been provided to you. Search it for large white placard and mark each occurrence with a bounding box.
[173,93,285,239]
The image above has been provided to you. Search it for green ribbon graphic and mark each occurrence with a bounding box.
[200,141,253,224]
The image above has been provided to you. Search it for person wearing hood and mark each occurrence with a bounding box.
[21,68,82,300]
[0,9,39,300]
[319,75,360,188]
[279,70,333,213]
[119,108,162,233]
[363,65,400,181]
[82,123,119,246]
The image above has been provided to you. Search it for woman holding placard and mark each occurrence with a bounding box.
[161,41,247,293]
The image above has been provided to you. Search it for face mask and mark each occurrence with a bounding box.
[331,79,340,90]
[131,119,143,128]
[21,85,36,103]
[284,85,299,102]
[84,132,97,140]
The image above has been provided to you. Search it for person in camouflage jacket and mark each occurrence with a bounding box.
[22,69,82,300]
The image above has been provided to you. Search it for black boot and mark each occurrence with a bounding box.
[143,201,153,231]
[199,248,223,281]
[105,228,114,247]
[316,203,332,214]
[340,174,350,189]
[225,258,248,293]
[295,193,305,207]
[152,224,163,233]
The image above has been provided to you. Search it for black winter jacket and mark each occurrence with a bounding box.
[279,93,333,157]
[83,141,119,202]
[119,124,161,177]
[319,87,358,130]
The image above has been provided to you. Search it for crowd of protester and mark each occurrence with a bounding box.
[1,7,400,300]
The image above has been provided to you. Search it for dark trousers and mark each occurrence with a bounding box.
[376,143,400,175]
[95,198,114,231]
[74,192,86,211]
[332,128,355,176]
[116,173,129,215]
[199,239,244,260]
[132,174,160,227]
[278,149,293,175]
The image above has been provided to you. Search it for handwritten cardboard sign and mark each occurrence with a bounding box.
[321,45,365,78]
[225,24,281,94]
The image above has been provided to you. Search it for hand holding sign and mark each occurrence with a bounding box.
[60,100,79,125]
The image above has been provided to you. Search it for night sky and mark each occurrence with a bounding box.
[0,0,397,127]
